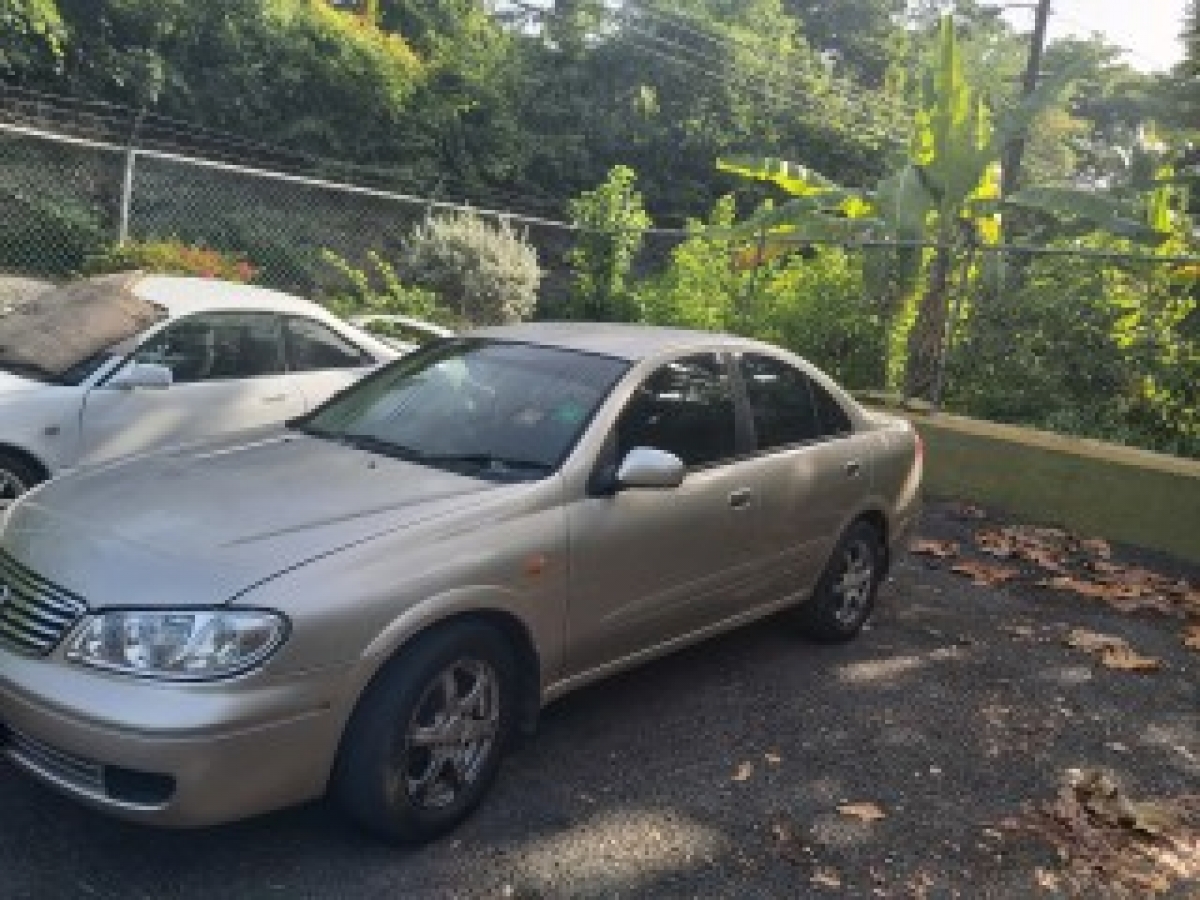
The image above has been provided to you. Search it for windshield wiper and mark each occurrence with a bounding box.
[291,425,421,461]
[420,453,552,475]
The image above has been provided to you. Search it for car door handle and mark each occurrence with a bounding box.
[845,460,863,478]
[262,394,289,403]
[728,488,753,509]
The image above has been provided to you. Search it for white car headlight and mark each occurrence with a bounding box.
[65,609,288,680]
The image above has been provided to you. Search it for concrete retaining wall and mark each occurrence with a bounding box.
[884,409,1200,564]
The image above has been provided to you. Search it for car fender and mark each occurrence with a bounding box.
[355,584,551,681]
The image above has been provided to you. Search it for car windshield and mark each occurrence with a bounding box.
[294,339,628,481]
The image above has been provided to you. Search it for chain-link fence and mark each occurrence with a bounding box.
[2,119,1197,458]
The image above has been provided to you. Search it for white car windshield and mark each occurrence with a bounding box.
[294,339,629,480]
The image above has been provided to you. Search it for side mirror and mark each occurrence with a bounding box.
[615,446,686,490]
[109,361,173,390]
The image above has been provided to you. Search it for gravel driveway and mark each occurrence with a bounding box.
[1,501,1196,899]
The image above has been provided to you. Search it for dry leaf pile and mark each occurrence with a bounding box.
[1003,768,1200,897]
[910,511,1199,652]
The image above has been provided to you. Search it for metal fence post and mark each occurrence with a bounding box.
[117,145,136,244]
[117,110,145,245]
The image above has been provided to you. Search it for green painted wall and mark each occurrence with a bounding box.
[886,411,1200,564]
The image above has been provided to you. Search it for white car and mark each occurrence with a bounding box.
[0,273,400,505]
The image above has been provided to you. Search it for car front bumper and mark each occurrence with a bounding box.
[0,650,357,828]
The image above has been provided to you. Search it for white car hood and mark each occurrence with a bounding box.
[1,430,508,610]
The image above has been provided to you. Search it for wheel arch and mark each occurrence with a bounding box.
[0,442,52,485]
[354,606,544,740]
[850,506,891,579]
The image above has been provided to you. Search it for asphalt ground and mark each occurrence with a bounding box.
[1,500,1196,899]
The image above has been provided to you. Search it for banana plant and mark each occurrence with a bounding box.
[716,14,1173,400]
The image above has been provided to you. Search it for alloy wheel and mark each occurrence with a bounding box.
[830,537,876,628]
[396,658,501,811]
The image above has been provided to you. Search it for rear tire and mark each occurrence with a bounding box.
[0,451,42,509]
[332,621,518,844]
[793,520,884,643]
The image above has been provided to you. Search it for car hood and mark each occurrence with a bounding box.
[1,430,512,609]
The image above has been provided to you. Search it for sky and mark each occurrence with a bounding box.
[1003,0,1188,72]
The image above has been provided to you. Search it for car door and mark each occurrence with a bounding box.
[736,352,873,602]
[280,315,380,410]
[564,352,768,677]
[77,311,305,466]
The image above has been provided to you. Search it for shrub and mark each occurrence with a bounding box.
[83,239,257,281]
[0,192,108,277]
[633,195,885,388]
[319,249,454,326]
[566,166,652,321]
[399,212,540,325]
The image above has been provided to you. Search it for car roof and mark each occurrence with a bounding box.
[131,275,325,318]
[467,322,768,362]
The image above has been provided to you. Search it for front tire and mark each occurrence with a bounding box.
[793,520,884,643]
[332,621,518,844]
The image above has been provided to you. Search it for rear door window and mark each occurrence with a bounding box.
[738,354,821,451]
[284,316,372,371]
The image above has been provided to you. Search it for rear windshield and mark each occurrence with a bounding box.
[0,274,164,383]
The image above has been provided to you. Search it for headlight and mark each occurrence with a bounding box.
[65,609,288,681]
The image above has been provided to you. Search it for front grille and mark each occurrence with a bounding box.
[0,550,87,656]
[3,724,106,796]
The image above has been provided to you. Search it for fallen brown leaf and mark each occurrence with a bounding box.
[1065,628,1126,653]
[975,529,1019,558]
[1079,538,1112,559]
[838,802,887,822]
[910,539,959,559]
[1064,629,1160,670]
[1104,594,1179,616]
[952,560,1020,587]
[732,762,754,782]
[1001,624,1038,639]
[1182,625,1200,652]
[1099,645,1162,672]
[1004,769,1200,898]
[764,751,782,765]
[1034,867,1060,891]
[810,867,842,889]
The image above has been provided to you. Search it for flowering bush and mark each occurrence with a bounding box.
[84,239,258,282]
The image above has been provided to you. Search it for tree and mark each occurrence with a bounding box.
[781,0,906,85]
[49,0,423,160]
[717,15,1171,400]
[566,165,652,320]
[0,0,66,85]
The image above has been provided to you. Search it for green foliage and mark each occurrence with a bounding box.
[781,0,906,85]
[0,191,106,277]
[83,239,258,281]
[947,237,1200,459]
[566,166,652,321]
[319,249,449,324]
[634,195,885,388]
[0,0,65,81]
[399,212,541,325]
[51,0,422,159]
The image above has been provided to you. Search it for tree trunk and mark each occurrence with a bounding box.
[904,244,953,400]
